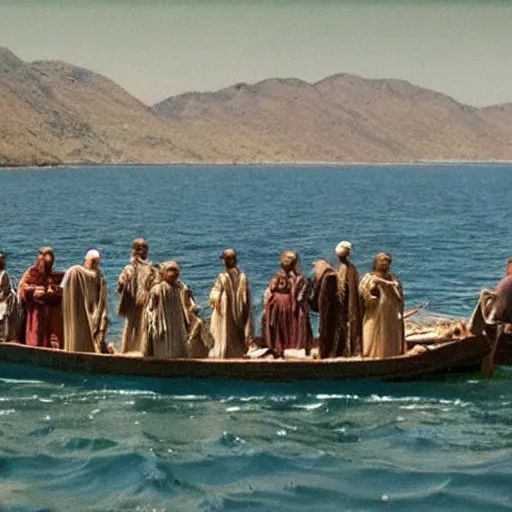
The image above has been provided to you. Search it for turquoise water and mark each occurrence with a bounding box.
[0,164,511,510]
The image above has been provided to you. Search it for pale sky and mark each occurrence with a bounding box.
[1,0,511,107]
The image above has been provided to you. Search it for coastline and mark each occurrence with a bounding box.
[2,159,512,171]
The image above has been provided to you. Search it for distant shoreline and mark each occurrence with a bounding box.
[2,159,512,171]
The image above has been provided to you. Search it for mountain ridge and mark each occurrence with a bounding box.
[1,48,511,167]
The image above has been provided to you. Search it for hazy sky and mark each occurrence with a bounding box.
[1,0,511,106]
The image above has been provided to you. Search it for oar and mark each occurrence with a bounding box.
[481,324,503,378]
[403,301,430,319]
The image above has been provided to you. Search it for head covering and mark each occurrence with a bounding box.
[161,260,180,272]
[312,259,334,280]
[132,238,148,250]
[335,241,352,256]
[38,246,54,256]
[280,250,298,267]
[220,248,237,260]
[85,249,101,261]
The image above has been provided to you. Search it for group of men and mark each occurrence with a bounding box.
[0,239,408,360]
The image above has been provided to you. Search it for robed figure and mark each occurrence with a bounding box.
[469,258,512,337]
[142,261,209,359]
[263,250,313,357]
[209,249,253,359]
[61,250,109,353]
[359,252,404,358]
[18,247,64,348]
[118,239,155,354]
[310,253,362,359]
[0,252,21,342]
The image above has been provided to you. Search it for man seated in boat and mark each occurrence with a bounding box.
[359,253,405,358]
[309,241,362,359]
[141,261,210,359]
[0,252,21,342]
[18,246,64,349]
[61,249,109,353]
[209,249,254,359]
[469,257,512,337]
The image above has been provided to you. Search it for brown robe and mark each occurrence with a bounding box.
[61,265,109,353]
[359,272,404,358]
[18,263,64,348]
[310,260,362,358]
[263,269,313,356]
[469,275,512,336]
[209,268,253,359]
[118,258,155,353]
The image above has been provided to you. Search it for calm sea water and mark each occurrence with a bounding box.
[0,164,511,511]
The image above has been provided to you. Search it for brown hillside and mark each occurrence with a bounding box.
[0,50,203,166]
[0,48,511,166]
[153,74,512,163]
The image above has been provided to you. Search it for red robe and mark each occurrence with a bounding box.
[263,270,313,356]
[19,264,64,348]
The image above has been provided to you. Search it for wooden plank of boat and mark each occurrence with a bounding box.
[407,332,512,367]
[492,332,512,366]
[0,334,492,382]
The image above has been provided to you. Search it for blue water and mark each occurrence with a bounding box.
[0,164,511,511]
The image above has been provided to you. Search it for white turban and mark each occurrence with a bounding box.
[85,249,101,260]
[335,241,352,256]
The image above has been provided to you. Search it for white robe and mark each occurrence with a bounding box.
[209,268,253,359]
[359,272,404,358]
[0,270,19,342]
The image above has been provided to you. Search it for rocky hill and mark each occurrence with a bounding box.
[1,48,511,167]
[153,75,512,163]
[0,48,203,166]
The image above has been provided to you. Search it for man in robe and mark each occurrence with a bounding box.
[61,249,109,353]
[0,252,21,342]
[142,261,209,359]
[18,247,64,348]
[118,238,155,354]
[209,249,253,359]
[359,252,404,358]
[469,257,512,336]
[263,250,313,357]
[309,243,362,358]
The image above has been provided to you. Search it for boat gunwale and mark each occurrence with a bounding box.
[0,335,492,382]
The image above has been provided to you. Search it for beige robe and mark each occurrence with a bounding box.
[61,265,109,353]
[359,272,404,358]
[118,258,155,353]
[0,270,20,342]
[209,268,253,359]
[142,281,188,359]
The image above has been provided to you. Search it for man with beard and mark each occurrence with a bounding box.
[263,250,312,357]
[61,249,109,353]
[142,261,209,359]
[0,252,20,342]
[209,249,253,359]
[359,252,404,358]
[118,238,155,353]
[18,247,64,348]
[310,241,362,358]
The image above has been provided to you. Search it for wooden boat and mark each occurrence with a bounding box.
[0,334,495,382]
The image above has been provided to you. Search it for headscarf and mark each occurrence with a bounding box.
[335,241,352,256]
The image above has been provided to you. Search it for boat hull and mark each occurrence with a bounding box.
[0,335,492,382]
